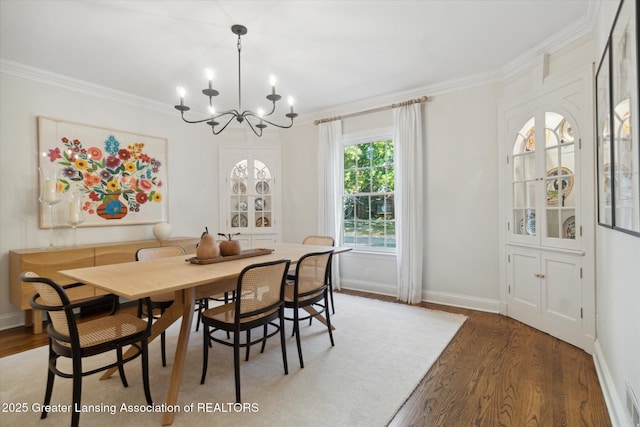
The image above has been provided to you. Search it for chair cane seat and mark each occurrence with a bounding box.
[61,314,149,349]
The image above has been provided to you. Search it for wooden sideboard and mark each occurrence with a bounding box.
[9,237,198,334]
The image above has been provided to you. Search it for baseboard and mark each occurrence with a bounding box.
[422,290,500,313]
[0,312,25,331]
[340,280,500,313]
[340,279,396,297]
[593,340,632,427]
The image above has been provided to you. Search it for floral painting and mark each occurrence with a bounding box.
[38,117,168,228]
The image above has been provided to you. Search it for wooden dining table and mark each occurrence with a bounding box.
[59,242,350,425]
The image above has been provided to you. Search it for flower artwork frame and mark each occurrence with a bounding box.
[38,117,168,228]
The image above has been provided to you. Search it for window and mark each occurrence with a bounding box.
[342,137,395,250]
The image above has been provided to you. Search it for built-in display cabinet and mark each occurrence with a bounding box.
[218,142,281,248]
[500,70,595,352]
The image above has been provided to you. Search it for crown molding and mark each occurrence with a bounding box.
[0,58,173,115]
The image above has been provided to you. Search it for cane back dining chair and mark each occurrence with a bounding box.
[285,250,334,368]
[135,245,187,367]
[200,258,291,403]
[287,235,336,314]
[22,272,153,427]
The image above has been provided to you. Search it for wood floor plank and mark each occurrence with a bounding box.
[0,290,611,426]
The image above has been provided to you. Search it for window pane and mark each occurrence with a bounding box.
[355,220,371,245]
[357,168,372,193]
[356,143,371,168]
[372,140,387,166]
[343,196,355,219]
[371,166,387,192]
[344,170,356,194]
[344,146,357,170]
[355,195,370,219]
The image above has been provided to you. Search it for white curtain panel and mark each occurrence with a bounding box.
[394,103,424,304]
[318,120,343,289]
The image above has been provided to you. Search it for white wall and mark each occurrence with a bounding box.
[591,1,640,425]
[0,70,232,329]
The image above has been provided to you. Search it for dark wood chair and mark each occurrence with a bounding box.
[287,235,336,314]
[135,245,186,367]
[22,272,152,427]
[200,258,290,403]
[285,250,334,368]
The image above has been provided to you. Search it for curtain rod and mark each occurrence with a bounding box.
[313,95,428,125]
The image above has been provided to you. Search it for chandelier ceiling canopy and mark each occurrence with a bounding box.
[174,24,297,137]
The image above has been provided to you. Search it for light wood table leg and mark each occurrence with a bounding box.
[302,306,335,330]
[162,288,194,426]
[30,309,43,334]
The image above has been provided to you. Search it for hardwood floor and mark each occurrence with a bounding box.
[0,291,611,426]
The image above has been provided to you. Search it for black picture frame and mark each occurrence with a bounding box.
[596,40,613,227]
[596,0,640,236]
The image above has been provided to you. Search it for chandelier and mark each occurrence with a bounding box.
[174,24,298,137]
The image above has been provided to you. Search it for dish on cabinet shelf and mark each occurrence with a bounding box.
[255,181,269,194]
[255,198,264,211]
[232,182,247,195]
[545,167,574,205]
[231,214,248,227]
[256,216,270,227]
[236,201,248,211]
[519,212,536,235]
[562,215,576,239]
[560,120,574,143]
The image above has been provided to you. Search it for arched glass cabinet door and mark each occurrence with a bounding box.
[228,158,273,231]
[511,111,579,245]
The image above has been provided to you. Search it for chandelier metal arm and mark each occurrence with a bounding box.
[210,115,237,135]
[243,112,295,130]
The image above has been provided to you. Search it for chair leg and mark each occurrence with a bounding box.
[116,346,129,388]
[260,324,268,353]
[196,298,208,332]
[200,325,209,384]
[329,282,335,315]
[325,291,335,347]
[71,355,82,427]
[279,308,289,375]
[41,344,56,419]
[141,339,153,405]
[245,329,251,362]
[160,330,167,367]
[234,331,241,403]
[294,306,304,368]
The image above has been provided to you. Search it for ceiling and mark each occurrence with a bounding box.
[1,0,594,121]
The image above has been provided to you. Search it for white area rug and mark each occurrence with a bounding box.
[0,293,465,426]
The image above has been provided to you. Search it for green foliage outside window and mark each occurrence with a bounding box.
[343,139,395,248]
